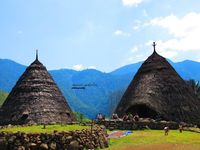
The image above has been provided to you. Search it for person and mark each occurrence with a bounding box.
[97,113,103,121]
[112,113,119,120]
[128,114,134,121]
[122,114,128,121]
[164,126,169,135]
[133,114,139,122]
[179,124,183,133]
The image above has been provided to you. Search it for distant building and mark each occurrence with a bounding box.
[115,42,200,125]
[0,51,76,125]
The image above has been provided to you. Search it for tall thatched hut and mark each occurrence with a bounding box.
[0,51,76,125]
[115,42,200,125]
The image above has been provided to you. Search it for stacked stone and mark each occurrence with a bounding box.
[0,126,108,150]
[98,119,179,130]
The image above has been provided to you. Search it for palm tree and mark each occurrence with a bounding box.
[186,79,200,99]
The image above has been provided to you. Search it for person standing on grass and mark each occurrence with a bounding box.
[179,124,183,133]
[164,126,169,135]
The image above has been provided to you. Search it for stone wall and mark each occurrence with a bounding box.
[97,119,179,130]
[0,126,108,150]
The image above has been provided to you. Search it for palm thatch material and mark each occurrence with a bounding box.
[0,54,76,125]
[115,45,200,125]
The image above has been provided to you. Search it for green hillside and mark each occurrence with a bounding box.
[1,59,200,119]
[0,90,8,106]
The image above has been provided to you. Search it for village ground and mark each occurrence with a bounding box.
[107,129,200,150]
[0,125,200,150]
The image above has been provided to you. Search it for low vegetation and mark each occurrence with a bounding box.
[0,124,89,133]
[74,112,91,123]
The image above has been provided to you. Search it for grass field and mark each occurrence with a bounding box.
[0,125,200,150]
[107,130,200,150]
[0,124,89,133]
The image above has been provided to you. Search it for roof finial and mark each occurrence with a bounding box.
[152,42,156,52]
[36,49,38,61]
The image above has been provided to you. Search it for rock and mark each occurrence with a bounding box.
[40,143,48,150]
[49,142,56,150]
[160,120,167,123]
[79,144,84,149]
[66,136,73,140]
[29,142,37,146]
[108,127,114,131]
[99,140,105,149]
[68,140,79,150]
[0,125,109,150]
[18,146,25,150]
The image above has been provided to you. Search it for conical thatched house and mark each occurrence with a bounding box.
[0,52,76,125]
[115,42,200,125]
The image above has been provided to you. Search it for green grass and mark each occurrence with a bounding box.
[1,125,200,149]
[107,129,200,150]
[0,124,89,133]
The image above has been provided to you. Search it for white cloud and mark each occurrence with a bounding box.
[133,20,142,31]
[127,54,145,63]
[126,46,146,63]
[146,40,178,59]
[72,64,96,71]
[160,50,178,58]
[114,30,131,37]
[122,0,143,7]
[133,25,139,30]
[73,64,84,71]
[88,66,97,69]
[130,46,139,53]
[148,12,200,51]
[143,9,148,17]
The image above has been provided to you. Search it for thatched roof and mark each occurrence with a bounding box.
[115,43,200,125]
[0,53,76,125]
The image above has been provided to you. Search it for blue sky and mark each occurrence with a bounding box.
[1,0,200,72]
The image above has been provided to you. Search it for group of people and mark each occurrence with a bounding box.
[110,113,140,122]
[122,114,140,122]
[97,113,185,136]
[164,124,184,136]
[96,113,140,122]
[96,113,105,121]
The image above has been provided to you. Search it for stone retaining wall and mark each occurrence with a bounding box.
[97,119,179,130]
[0,126,108,150]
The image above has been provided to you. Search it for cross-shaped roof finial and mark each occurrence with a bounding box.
[152,42,156,52]
[36,49,38,61]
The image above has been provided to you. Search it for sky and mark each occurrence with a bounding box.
[1,0,200,72]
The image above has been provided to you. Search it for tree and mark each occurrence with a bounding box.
[74,112,90,124]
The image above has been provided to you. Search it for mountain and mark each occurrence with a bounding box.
[0,59,26,92]
[172,60,200,81]
[111,62,142,76]
[0,90,8,106]
[50,69,100,118]
[1,58,200,118]
[50,69,128,118]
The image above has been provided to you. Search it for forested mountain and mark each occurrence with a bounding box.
[1,58,200,118]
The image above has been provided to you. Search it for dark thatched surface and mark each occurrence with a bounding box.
[115,50,200,125]
[0,57,76,125]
